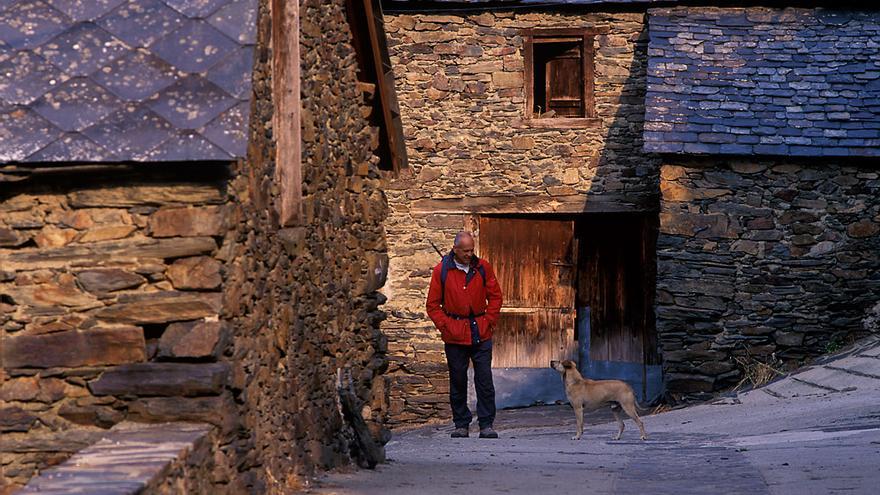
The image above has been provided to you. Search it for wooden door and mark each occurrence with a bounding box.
[575,214,661,400]
[479,217,578,368]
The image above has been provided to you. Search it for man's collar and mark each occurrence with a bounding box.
[446,250,479,268]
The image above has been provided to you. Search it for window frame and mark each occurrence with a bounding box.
[522,27,601,129]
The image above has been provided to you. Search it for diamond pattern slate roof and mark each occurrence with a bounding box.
[0,0,256,163]
[645,7,880,157]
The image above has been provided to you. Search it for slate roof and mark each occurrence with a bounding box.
[644,7,880,157]
[0,0,256,163]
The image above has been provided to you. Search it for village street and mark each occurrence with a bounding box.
[312,336,880,494]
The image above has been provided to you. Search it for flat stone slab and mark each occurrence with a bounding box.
[88,362,229,397]
[18,422,212,495]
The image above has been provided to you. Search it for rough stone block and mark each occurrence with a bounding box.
[0,407,37,432]
[76,269,146,294]
[0,237,217,271]
[492,71,522,89]
[166,256,222,290]
[2,327,145,368]
[68,184,224,207]
[94,291,221,324]
[128,396,237,434]
[148,206,225,237]
[88,362,230,397]
[158,321,228,359]
[76,225,137,243]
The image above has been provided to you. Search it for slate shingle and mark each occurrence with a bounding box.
[0,0,256,163]
[645,7,880,157]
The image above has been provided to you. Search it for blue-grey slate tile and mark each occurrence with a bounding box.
[0,2,70,50]
[36,23,128,77]
[0,106,64,161]
[206,46,253,99]
[0,50,66,105]
[164,0,227,19]
[200,100,246,157]
[147,75,235,129]
[46,0,126,22]
[92,49,177,101]
[31,77,121,131]
[207,0,256,44]
[142,130,231,161]
[82,105,174,157]
[27,132,117,161]
[150,18,237,73]
[97,0,185,49]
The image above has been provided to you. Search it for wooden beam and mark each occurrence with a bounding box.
[411,193,659,215]
[272,0,302,227]
[362,0,407,173]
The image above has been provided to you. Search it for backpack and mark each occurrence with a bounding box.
[440,254,486,307]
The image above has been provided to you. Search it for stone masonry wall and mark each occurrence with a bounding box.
[0,166,234,493]
[219,0,391,491]
[381,9,658,425]
[657,159,880,401]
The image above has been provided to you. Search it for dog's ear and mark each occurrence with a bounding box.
[562,360,575,369]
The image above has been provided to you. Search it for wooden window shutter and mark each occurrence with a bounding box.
[545,43,583,117]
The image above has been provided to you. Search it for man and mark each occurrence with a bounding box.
[426,231,503,438]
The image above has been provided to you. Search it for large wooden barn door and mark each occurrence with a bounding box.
[479,217,577,368]
[576,214,661,401]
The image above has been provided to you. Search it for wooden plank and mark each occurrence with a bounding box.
[362,0,407,172]
[411,193,659,215]
[523,35,534,118]
[480,217,576,368]
[583,35,596,118]
[272,0,302,227]
[521,27,609,37]
[492,309,577,368]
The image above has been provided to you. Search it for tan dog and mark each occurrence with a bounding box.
[550,360,648,441]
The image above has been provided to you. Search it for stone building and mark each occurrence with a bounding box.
[379,0,880,425]
[1,0,403,492]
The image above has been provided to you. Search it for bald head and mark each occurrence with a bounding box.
[453,231,474,247]
[452,231,475,265]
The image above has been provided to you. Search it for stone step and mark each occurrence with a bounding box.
[17,422,215,494]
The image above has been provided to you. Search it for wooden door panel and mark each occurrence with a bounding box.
[575,215,657,364]
[480,217,576,368]
[492,309,577,368]
[480,217,574,308]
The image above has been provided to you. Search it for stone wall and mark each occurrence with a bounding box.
[381,9,658,425]
[657,159,880,400]
[219,0,391,491]
[0,165,234,492]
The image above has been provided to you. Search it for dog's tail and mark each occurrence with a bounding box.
[610,399,660,415]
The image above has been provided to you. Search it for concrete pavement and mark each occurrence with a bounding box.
[311,336,880,494]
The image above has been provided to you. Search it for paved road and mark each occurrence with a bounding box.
[311,336,880,494]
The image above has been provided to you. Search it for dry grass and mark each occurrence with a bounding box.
[650,403,672,415]
[733,355,784,391]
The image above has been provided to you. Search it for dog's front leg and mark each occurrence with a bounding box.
[572,404,584,440]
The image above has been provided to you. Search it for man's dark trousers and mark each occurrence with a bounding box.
[445,339,496,429]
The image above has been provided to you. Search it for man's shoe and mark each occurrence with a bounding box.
[479,426,499,439]
[450,427,469,438]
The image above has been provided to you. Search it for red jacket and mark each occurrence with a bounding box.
[426,254,503,345]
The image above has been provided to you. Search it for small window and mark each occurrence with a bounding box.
[523,28,597,124]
